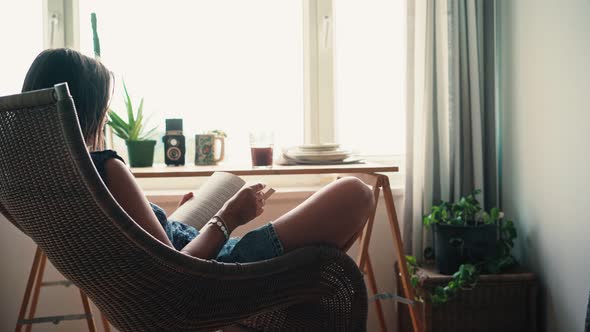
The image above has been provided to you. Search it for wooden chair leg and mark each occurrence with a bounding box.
[79,290,97,332]
[25,251,47,332]
[15,247,42,332]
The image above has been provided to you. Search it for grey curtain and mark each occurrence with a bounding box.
[403,0,498,257]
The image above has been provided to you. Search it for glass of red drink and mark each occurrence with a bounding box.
[249,131,274,168]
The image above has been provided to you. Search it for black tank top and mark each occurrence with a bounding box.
[89,150,124,182]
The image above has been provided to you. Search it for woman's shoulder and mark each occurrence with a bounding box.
[90,149,125,164]
[90,149,126,181]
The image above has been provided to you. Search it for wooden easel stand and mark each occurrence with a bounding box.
[345,173,422,332]
[15,246,111,332]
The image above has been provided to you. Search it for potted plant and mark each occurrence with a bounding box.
[107,81,157,167]
[403,190,518,304]
[423,190,501,274]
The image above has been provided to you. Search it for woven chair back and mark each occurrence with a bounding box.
[0,83,208,329]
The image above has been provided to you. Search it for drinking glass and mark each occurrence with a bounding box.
[249,131,274,168]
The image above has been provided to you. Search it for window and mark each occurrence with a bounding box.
[0,1,43,96]
[79,0,303,164]
[334,0,406,156]
[5,0,406,166]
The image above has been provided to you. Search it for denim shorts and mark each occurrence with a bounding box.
[216,223,284,263]
[152,202,284,263]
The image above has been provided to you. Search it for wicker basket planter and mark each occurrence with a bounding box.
[396,264,538,332]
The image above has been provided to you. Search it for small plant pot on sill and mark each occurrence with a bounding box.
[434,223,498,275]
[126,140,156,167]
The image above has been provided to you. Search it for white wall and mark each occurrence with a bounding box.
[0,189,404,331]
[499,1,590,331]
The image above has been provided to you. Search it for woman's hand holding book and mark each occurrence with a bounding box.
[217,183,267,233]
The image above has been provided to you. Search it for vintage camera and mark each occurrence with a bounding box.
[163,119,185,166]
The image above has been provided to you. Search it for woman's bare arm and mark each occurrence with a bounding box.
[178,223,229,259]
[104,158,174,247]
[104,158,266,259]
[104,158,226,258]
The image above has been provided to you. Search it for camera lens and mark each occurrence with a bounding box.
[169,138,178,146]
[167,147,181,160]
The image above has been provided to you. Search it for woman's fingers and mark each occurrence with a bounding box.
[255,191,265,206]
[254,187,265,216]
[249,183,266,193]
[251,184,266,207]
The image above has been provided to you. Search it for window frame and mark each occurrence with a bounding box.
[303,0,335,145]
[43,0,79,49]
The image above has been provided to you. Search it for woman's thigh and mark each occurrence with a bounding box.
[271,177,374,252]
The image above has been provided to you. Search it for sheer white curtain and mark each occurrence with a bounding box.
[403,0,498,257]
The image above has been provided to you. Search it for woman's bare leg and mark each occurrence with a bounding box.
[272,177,374,252]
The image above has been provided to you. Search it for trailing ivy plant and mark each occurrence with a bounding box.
[422,189,503,227]
[406,190,518,304]
[406,256,480,304]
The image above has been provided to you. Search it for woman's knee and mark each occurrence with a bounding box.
[337,177,374,217]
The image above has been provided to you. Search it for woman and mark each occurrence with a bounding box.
[22,48,374,262]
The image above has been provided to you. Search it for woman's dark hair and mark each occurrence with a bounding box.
[22,48,113,151]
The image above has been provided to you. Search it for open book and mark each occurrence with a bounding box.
[169,172,274,230]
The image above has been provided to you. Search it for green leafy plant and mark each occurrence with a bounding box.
[91,13,101,58]
[107,81,157,141]
[422,190,503,227]
[406,190,518,304]
[406,256,479,304]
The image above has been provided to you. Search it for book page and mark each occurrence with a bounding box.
[168,172,245,230]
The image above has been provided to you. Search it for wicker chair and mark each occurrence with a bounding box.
[0,83,367,331]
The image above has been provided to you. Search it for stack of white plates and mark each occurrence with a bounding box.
[283,144,360,164]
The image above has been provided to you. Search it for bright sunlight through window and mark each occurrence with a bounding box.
[79,0,304,164]
[2,1,406,164]
[334,0,406,156]
[0,1,43,96]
